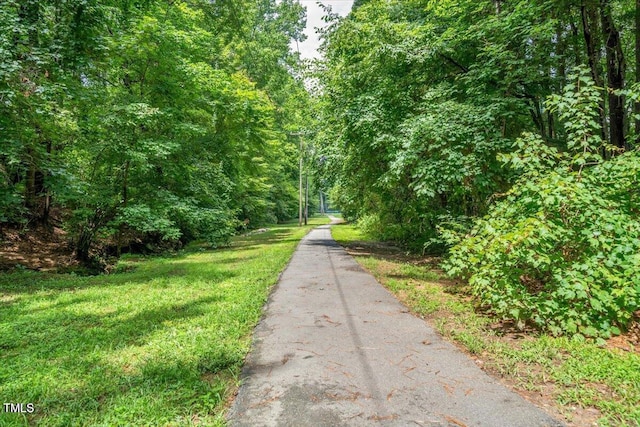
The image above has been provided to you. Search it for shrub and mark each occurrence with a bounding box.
[443,155,640,338]
[442,69,640,339]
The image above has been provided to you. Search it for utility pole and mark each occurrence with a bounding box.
[299,137,303,227]
[304,174,309,225]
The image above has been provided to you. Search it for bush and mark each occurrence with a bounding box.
[443,154,640,338]
[442,70,640,339]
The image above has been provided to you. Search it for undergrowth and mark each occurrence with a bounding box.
[442,70,640,339]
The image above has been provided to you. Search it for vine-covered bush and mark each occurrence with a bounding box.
[443,70,640,339]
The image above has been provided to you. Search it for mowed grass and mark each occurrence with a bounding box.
[0,217,329,427]
[331,223,640,427]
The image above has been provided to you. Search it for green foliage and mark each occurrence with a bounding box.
[314,0,559,249]
[319,0,639,339]
[443,73,640,338]
[389,92,510,215]
[0,0,310,260]
[316,0,638,255]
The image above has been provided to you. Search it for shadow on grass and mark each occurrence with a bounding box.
[0,255,237,296]
[232,228,295,247]
[230,227,310,251]
[333,235,468,295]
[0,290,238,425]
[1,292,223,354]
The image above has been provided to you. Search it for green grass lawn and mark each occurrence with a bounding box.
[331,223,640,427]
[0,217,329,427]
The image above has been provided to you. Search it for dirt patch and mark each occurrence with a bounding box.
[342,240,440,268]
[607,314,640,353]
[0,224,78,272]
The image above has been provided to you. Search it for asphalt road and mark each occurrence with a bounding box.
[227,224,563,426]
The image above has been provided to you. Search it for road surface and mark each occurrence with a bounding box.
[228,224,562,426]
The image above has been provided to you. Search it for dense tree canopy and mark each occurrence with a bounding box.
[317,0,640,338]
[0,0,309,261]
[318,0,638,243]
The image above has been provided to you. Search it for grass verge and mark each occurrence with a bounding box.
[0,216,329,427]
[331,223,640,427]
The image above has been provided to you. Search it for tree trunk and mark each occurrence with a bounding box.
[117,160,130,257]
[76,227,93,262]
[25,150,37,215]
[304,174,308,225]
[556,21,567,92]
[581,2,603,86]
[600,0,626,149]
[581,1,608,143]
[524,92,546,140]
[635,0,640,144]
[42,140,52,226]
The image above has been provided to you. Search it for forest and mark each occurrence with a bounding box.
[1,0,639,339]
[0,0,639,337]
[315,0,640,340]
[1,0,309,264]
